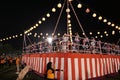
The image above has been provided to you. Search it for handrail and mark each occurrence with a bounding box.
[22,35,120,55]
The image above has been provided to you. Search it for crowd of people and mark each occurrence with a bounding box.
[23,33,120,55]
[0,53,22,74]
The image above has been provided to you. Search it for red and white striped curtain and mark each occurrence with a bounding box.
[22,53,120,80]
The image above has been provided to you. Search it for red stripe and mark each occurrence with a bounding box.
[42,57,44,73]
[117,58,119,71]
[115,58,118,72]
[57,57,61,79]
[90,58,94,78]
[100,58,103,76]
[71,57,75,80]
[63,57,67,80]
[78,58,82,79]
[104,58,107,75]
[95,58,98,78]
[22,53,120,80]
[84,58,88,79]
[99,58,101,76]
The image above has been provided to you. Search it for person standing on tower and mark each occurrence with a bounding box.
[74,32,80,51]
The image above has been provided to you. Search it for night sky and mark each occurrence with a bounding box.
[0,0,119,49]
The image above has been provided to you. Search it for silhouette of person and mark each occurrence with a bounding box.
[46,62,55,80]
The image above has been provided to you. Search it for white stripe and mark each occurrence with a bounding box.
[92,58,96,78]
[112,58,114,73]
[86,58,91,79]
[30,57,32,69]
[107,58,110,74]
[29,57,31,67]
[74,58,79,80]
[33,57,35,70]
[51,57,54,63]
[30,57,33,68]
[117,58,120,71]
[81,58,85,80]
[118,58,120,70]
[60,58,64,80]
[35,58,37,71]
[103,58,107,74]
[39,58,42,73]
[109,58,113,73]
[42,58,45,73]
[55,57,59,78]
[29,57,31,65]
[36,57,39,71]
[46,57,49,65]
[31,57,34,68]
[26,57,30,63]
[37,57,40,72]
[68,58,72,80]
[31,57,33,67]
[100,58,103,76]
[115,58,117,72]
[28,57,30,66]
[27,57,28,64]
[32,57,34,69]
[97,58,100,77]
[34,57,36,70]
[116,58,119,71]
[35,57,38,71]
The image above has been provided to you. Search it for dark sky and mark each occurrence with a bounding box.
[0,0,119,49]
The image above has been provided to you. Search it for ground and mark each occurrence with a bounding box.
[0,64,120,80]
[0,64,43,80]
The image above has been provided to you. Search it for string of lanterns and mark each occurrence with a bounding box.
[0,29,119,42]
[0,0,119,42]
[0,2,62,42]
[0,34,23,42]
[25,30,120,40]
[76,1,120,30]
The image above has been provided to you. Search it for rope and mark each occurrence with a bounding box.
[117,38,120,45]
[69,2,87,38]
[53,0,67,35]
[26,34,33,45]
[22,34,27,52]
